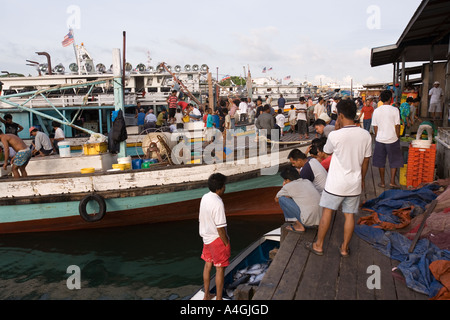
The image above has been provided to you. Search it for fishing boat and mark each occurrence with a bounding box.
[0,47,310,235]
[190,228,281,300]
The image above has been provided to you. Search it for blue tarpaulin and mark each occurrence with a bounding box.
[362,185,439,225]
[355,225,450,297]
[356,185,450,297]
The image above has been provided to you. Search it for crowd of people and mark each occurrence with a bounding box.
[198,87,445,299]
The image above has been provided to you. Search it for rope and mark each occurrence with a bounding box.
[256,135,310,145]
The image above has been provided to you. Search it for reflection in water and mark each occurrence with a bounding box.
[0,215,282,300]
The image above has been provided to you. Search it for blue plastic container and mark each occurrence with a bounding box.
[132,159,143,170]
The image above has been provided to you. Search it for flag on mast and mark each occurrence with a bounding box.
[62,29,74,47]
[262,67,267,73]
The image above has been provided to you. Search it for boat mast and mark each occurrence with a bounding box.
[113,48,127,158]
[71,29,81,75]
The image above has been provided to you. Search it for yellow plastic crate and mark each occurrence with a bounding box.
[83,142,108,156]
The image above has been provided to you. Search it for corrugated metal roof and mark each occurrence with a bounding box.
[371,0,450,67]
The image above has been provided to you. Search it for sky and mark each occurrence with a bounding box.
[0,0,423,86]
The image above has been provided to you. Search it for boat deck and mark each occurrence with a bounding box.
[253,159,429,300]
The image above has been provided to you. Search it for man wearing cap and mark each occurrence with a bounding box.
[30,127,54,157]
[429,81,444,120]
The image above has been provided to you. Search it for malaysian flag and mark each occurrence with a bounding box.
[268,67,273,71]
[262,67,267,73]
[62,29,74,47]
[284,75,291,81]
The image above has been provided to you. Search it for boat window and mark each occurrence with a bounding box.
[161,87,171,93]
[147,87,158,93]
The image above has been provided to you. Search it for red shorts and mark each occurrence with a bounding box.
[201,238,231,268]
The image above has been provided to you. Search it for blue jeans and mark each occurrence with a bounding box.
[363,119,372,132]
[279,197,304,226]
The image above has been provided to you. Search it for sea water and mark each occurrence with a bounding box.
[0,215,283,300]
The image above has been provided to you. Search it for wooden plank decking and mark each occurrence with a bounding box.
[253,159,429,300]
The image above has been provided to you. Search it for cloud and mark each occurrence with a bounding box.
[234,26,284,62]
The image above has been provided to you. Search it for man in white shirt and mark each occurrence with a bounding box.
[314,97,326,120]
[372,90,404,189]
[238,98,248,123]
[297,97,309,139]
[199,173,230,300]
[331,96,340,121]
[275,166,322,233]
[305,99,372,258]
[51,121,66,154]
[189,105,202,121]
[429,81,444,120]
[30,127,54,156]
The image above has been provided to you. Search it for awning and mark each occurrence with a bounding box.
[371,0,450,67]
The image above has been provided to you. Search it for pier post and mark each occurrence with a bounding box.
[113,48,127,158]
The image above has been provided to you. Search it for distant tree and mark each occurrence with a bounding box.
[219,76,246,87]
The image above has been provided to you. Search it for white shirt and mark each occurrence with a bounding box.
[297,103,308,121]
[429,87,443,104]
[199,192,227,245]
[288,109,297,122]
[323,126,372,197]
[190,107,202,121]
[54,127,65,140]
[276,179,322,226]
[239,102,248,114]
[372,104,400,144]
[175,112,183,124]
[314,103,325,118]
[35,131,53,151]
[331,102,338,115]
[145,113,157,123]
[276,114,286,128]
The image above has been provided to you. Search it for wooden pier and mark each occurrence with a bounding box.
[253,159,429,300]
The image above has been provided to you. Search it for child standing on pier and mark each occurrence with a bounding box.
[199,173,230,300]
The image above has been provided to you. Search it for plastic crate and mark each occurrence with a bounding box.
[83,142,108,155]
[406,144,436,188]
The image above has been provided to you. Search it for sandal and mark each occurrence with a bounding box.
[304,242,324,256]
[286,224,305,234]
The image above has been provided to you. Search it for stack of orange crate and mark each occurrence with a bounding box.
[406,144,436,188]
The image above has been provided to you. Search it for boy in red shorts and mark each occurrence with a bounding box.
[199,173,230,300]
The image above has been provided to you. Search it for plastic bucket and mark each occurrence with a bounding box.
[132,159,143,170]
[118,156,132,165]
[58,141,71,158]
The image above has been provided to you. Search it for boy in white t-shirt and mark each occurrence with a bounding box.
[305,99,372,258]
[276,109,286,137]
[199,173,230,300]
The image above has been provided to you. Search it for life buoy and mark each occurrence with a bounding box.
[79,194,107,222]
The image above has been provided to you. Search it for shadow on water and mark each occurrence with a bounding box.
[0,214,283,300]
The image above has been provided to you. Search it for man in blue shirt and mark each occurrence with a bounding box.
[136,108,146,134]
[278,94,286,111]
